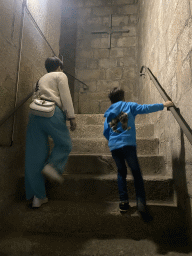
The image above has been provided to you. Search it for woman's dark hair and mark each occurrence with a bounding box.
[45,56,63,73]
[108,87,125,104]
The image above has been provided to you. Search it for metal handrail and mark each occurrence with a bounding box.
[24,4,88,90]
[0,91,34,128]
[140,66,192,145]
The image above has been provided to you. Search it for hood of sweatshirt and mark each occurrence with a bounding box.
[104,101,127,121]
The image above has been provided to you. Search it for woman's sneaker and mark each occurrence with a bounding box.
[42,164,64,184]
[32,196,48,208]
[119,202,130,212]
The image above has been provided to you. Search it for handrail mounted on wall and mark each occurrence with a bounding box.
[140,66,192,145]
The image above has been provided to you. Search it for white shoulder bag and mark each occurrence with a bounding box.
[29,81,56,118]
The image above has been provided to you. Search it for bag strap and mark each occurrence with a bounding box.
[35,80,39,92]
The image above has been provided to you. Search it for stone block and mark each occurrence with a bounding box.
[119,57,135,67]
[130,14,138,24]
[122,26,136,37]
[119,79,134,91]
[124,91,135,102]
[110,48,124,58]
[78,8,92,18]
[79,92,109,102]
[76,69,105,81]
[122,67,136,80]
[123,47,136,57]
[118,5,137,15]
[117,37,136,47]
[87,59,98,69]
[86,81,97,92]
[87,17,103,26]
[112,0,135,4]
[112,15,129,27]
[84,0,104,7]
[96,80,119,92]
[103,16,110,27]
[91,37,110,49]
[106,67,123,80]
[76,39,90,50]
[92,7,112,16]
[75,59,87,70]
[93,49,110,58]
[100,101,111,113]
[76,49,93,59]
[99,59,117,68]
[79,100,100,114]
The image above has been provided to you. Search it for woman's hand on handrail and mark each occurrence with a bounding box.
[163,101,174,108]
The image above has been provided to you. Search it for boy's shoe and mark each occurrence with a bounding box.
[42,164,64,184]
[119,202,130,212]
[138,207,153,223]
[32,196,48,208]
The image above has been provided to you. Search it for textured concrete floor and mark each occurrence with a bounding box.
[0,200,191,256]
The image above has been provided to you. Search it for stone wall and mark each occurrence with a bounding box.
[74,0,138,114]
[60,0,78,105]
[0,0,62,208]
[137,0,192,223]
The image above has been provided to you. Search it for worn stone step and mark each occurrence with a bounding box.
[43,174,174,202]
[71,138,159,155]
[53,138,159,155]
[67,123,154,139]
[71,113,150,126]
[0,201,188,256]
[1,201,186,256]
[65,154,166,175]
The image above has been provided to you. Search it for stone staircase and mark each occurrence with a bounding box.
[0,114,190,256]
[48,114,174,203]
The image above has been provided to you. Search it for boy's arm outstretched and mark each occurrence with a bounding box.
[131,101,174,116]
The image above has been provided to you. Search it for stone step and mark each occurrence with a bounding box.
[67,123,154,139]
[44,174,173,202]
[65,154,166,175]
[0,201,187,256]
[70,138,159,155]
[2,201,178,235]
[50,138,159,155]
[71,113,149,126]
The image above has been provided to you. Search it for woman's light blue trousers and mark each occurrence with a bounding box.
[25,106,72,200]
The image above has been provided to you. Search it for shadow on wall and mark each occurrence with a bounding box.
[172,129,192,240]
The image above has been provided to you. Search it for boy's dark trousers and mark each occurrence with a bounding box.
[111,145,146,210]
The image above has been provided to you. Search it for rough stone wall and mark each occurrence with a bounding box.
[137,0,192,221]
[60,0,78,105]
[0,0,62,208]
[74,0,138,114]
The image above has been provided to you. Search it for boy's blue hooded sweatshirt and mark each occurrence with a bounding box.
[103,101,164,151]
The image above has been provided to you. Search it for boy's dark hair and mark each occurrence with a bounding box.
[45,56,63,73]
[108,87,125,104]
